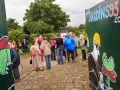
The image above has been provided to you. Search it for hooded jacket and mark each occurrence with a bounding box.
[63,35,75,51]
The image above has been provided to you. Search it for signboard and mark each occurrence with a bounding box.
[0,0,14,90]
[86,0,120,90]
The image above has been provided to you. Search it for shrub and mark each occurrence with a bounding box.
[43,33,55,40]
[29,34,38,42]
[8,29,24,42]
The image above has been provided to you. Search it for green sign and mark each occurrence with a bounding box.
[0,0,14,90]
[86,0,120,90]
[0,0,7,37]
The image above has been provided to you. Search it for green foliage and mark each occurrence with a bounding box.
[25,20,54,34]
[79,24,86,33]
[8,29,24,42]
[68,24,86,36]
[68,26,80,36]
[43,33,55,40]
[29,33,55,43]
[24,0,70,34]
[29,34,38,42]
[79,24,85,29]
[7,18,21,31]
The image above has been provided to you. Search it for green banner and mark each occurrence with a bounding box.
[0,0,7,37]
[0,0,14,90]
[86,0,120,90]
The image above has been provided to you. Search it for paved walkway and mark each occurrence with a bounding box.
[15,55,89,90]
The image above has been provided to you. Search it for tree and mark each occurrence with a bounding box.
[68,26,80,36]
[79,24,86,32]
[68,24,86,36]
[8,29,24,42]
[25,20,54,34]
[24,0,70,34]
[7,18,21,30]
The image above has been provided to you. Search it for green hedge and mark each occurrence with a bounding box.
[29,34,38,42]
[43,33,55,40]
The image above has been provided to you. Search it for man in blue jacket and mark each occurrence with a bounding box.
[63,34,75,62]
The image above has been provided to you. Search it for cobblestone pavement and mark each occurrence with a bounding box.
[19,54,32,78]
[15,56,89,90]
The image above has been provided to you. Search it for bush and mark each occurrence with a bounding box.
[8,29,24,42]
[29,34,38,42]
[43,33,55,40]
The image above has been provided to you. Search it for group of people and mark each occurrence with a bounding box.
[11,38,29,54]
[9,32,87,82]
[30,32,88,71]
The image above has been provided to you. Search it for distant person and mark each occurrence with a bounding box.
[10,43,21,81]
[17,39,22,54]
[30,40,42,71]
[50,36,56,61]
[38,35,44,63]
[80,34,87,60]
[11,40,16,48]
[40,38,52,69]
[55,33,64,65]
[22,39,29,53]
[62,35,67,63]
[74,33,79,57]
[38,35,44,46]
[64,34,75,62]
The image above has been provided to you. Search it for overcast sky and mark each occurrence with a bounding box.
[5,0,103,27]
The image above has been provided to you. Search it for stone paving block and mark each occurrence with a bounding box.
[15,60,89,90]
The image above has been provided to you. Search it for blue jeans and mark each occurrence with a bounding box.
[57,45,63,65]
[45,55,51,69]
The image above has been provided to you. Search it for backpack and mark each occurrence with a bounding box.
[43,43,51,56]
[50,40,56,48]
[31,48,36,57]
